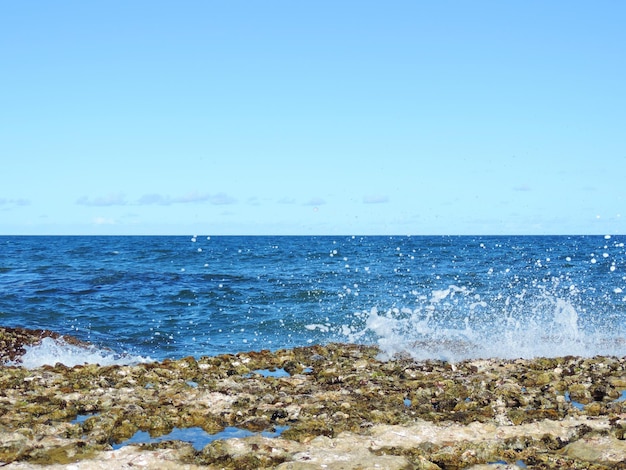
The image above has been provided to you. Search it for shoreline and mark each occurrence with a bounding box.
[1,327,625,469]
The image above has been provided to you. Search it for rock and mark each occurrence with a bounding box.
[277,433,415,470]
[561,435,626,465]
[200,435,304,468]
[1,328,626,468]
[0,432,30,462]
[1,446,202,469]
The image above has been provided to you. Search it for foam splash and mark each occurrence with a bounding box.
[344,283,626,361]
[13,337,150,369]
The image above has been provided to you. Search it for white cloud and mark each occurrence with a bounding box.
[513,184,531,192]
[92,216,116,225]
[304,197,326,206]
[77,193,127,206]
[171,192,213,204]
[0,197,31,207]
[278,197,296,204]
[363,195,389,204]
[206,192,237,205]
[118,192,239,206]
[137,193,171,205]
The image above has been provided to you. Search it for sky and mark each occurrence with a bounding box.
[1,1,625,235]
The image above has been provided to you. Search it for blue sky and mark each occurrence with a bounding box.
[1,1,625,235]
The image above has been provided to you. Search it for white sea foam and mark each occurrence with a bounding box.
[305,323,330,332]
[13,337,151,369]
[343,283,626,362]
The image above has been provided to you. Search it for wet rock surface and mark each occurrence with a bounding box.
[0,327,625,469]
[0,327,91,364]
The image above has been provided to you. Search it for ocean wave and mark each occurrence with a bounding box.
[1,327,150,369]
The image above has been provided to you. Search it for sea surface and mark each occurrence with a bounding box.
[1,235,625,367]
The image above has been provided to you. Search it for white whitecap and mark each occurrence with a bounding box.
[13,337,150,369]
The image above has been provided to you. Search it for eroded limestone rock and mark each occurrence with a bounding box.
[1,327,625,469]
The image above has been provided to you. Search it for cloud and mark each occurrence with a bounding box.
[92,216,116,225]
[513,184,531,192]
[0,198,30,207]
[363,195,389,204]
[206,192,237,205]
[172,192,213,204]
[77,193,128,206]
[79,192,238,207]
[303,197,326,206]
[137,192,237,206]
[137,193,170,205]
[278,197,296,204]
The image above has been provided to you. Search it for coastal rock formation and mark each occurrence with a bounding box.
[0,327,625,469]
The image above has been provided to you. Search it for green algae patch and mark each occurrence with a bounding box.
[24,443,101,466]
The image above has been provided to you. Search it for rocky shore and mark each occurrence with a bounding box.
[1,326,625,469]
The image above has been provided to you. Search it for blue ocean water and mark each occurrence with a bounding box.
[1,235,625,366]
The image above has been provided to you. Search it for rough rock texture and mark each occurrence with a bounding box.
[1,326,625,469]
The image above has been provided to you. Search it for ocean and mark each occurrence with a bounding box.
[1,235,625,367]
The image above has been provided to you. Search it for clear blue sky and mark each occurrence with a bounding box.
[1,1,624,235]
